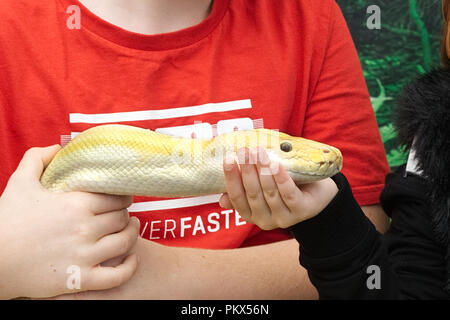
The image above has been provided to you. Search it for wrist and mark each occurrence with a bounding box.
[315,177,339,213]
[298,177,339,222]
[289,173,372,258]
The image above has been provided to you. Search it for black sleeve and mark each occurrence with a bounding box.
[290,171,449,299]
[289,173,399,299]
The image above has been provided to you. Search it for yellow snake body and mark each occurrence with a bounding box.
[40,125,343,197]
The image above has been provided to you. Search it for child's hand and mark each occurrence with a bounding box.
[220,147,338,230]
[0,146,140,299]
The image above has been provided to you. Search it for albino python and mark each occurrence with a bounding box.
[40,125,343,197]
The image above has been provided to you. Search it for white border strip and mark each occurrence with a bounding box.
[70,99,252,124]
[128,194,221,212]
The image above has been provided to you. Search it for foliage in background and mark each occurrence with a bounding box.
[336,0,443,168]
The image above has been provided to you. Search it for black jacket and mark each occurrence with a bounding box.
[289,69,450,299]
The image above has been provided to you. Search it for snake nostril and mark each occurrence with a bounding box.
[323,149,330,153]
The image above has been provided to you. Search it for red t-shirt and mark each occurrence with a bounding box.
[0,0,390,249]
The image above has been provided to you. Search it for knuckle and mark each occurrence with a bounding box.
[228,192,243,204]
[73,223,92,238]
[264,188,278,199]
[65,195,89,214]
[23,147,40,159]
[130,216,141,230]
[283,190,297,203]
[74,246,90,262]
[117,236,132,254]
[246,190,261,201]
[116,210,130,230]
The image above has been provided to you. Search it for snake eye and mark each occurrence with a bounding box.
[280,142,292,153]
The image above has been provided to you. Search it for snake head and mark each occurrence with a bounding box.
[208,128,343,183]
[255,129,343,183]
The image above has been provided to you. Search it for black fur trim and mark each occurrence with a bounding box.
[394,69,450,290]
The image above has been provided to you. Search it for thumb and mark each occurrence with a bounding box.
[15,145,62,181]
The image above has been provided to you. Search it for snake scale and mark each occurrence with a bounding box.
[40,125,343,198]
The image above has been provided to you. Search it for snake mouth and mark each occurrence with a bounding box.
[285,147,343,183]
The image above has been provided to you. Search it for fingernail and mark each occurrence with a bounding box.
[270,162,280,175]
[258,148,270,165]
[132,216,141,226]
[224,156,235,171]
[249,148,258,165]
[237,148,248,164]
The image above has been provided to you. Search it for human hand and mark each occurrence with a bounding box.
[0,146,140,299]
[219,147,338,230]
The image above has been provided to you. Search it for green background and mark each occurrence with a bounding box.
[336,0,443,168]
